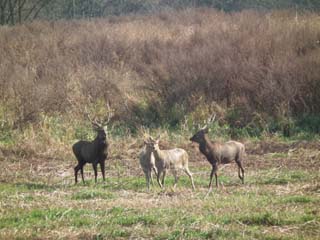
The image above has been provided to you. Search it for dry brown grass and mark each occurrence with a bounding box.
[0,9,320,129]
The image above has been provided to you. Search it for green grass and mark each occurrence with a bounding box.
[252,170,310,185]
[71,189,115,200]
[281,195,315,204]
[1,147,320,239]
[1,169,318,239]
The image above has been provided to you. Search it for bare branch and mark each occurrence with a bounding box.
[23,0,43,21]
[32,0,51,20]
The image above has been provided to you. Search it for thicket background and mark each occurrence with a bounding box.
[1,0,320,25]
[1,6,320,143]
[1,5,320,240]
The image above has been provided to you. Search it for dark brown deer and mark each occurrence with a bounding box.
[190,114,245,194]
[72,106,113,184]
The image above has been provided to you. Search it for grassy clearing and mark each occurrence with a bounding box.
[0,129,319,239]
[1,8,320,239]
[0,154,319,240]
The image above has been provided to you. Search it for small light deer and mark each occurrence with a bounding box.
[190,114,245,194]
[148,136,195,190]
[139,137,158,191]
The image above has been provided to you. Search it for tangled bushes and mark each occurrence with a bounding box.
[0,9,320,136]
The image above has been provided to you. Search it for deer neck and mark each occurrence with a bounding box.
[145,148,153,159]
[94,137,106,150]
[199,135,212,156]
[152,148,164,161]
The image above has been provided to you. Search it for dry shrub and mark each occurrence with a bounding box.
[0,9,319,129]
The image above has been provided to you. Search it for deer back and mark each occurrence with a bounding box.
[159,148,188,168]
[219,141,244,163]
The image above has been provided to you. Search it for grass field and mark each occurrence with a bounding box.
[0,137,319,239]
[1,8,320,240]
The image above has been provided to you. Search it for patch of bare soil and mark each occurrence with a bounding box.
[246,140,320,155]
[244,140,320,170]
[1,139,319,183]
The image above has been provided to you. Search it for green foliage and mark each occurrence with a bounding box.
[130,99,162,129]
[112,212,157,226]
[296,115,320,134]
[0,105,15,145]
[71,190,114,200]
[256,170,308,185]
[157,228,239,240]
[239,212,283,226]
[281,195,314,204]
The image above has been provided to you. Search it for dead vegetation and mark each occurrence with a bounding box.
[1,9,320,130]
[1,136,319,185]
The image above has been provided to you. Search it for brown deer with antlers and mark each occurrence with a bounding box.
[72,105,113,184]
[190,114,245,194]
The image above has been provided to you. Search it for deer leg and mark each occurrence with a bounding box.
[100,161,106,182]
[240,165,244,184]
[236,161,245,184]
[92,163,98,183]
[157,170,163,188]
[208,165,218,189]
[74,164,81,184]
[184,167,195,190]
[80,166,85,183]
[152,166,158,185]
[144,170,150,191]
[205,165,218,198]
[215,172,218,188]
[149,171,154,186]
[173,170,178,189]
[208,168,214,190]
[161,170,167,187]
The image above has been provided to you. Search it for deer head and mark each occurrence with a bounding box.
[83,102,114,139]
[146,135,160,152]
[190,114,216,143]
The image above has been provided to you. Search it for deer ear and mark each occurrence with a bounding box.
[203,127,209,133]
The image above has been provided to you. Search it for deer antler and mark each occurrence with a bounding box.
[201,113,216,130]
[82,106,101,129]
[139,126,151,143]
[69,97,114,130]
[104,102,114,125]
[84,104,113,130]
[207,113,216,124]
[99,102,114,132]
